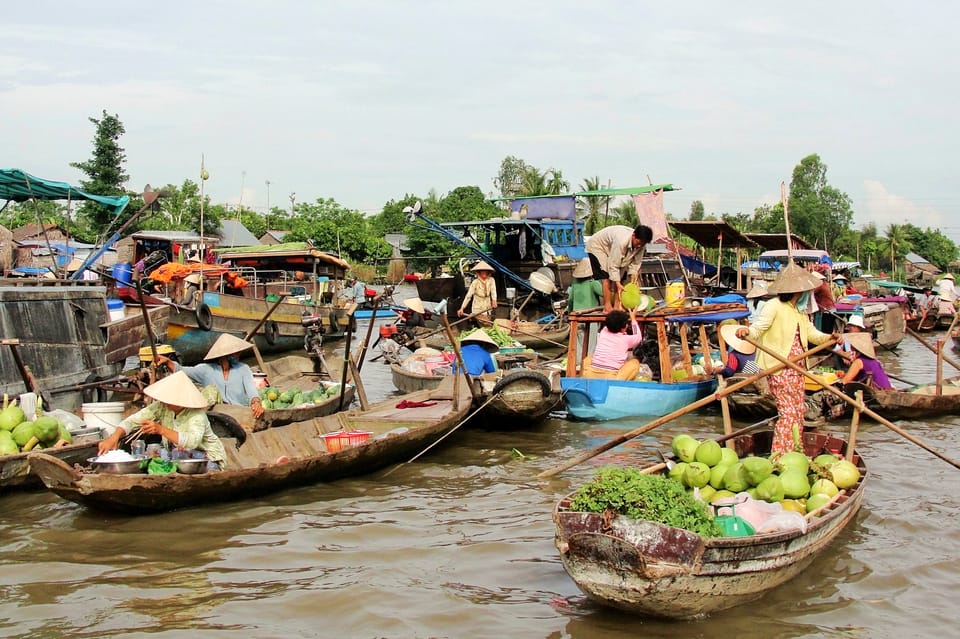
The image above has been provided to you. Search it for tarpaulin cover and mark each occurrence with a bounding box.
[667,309,751,324]
[704,294,748,305]
[680,253,717,276]
[0,168,129,215]
[510,195,576,220]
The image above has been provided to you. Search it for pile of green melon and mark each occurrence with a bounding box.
[668,434,861,515]
[257,383,343,410]
[0,398,72,456]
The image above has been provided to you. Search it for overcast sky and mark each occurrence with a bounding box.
[4,1,960,244]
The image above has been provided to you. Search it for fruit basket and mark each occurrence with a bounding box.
[320,430,373,453]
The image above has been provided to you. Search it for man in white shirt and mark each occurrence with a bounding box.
[585,224,653,312]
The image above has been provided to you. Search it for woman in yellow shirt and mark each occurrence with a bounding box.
[736,265,833,455]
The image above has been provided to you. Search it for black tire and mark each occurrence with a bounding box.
[491,369,552,398]
[206,411,247,447]
[264,320,280,346]
[196,303,213,331]
[81,374,109,403]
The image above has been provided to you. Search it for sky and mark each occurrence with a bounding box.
[4,1,960,245]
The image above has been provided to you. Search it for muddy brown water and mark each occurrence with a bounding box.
[1,317,958,638]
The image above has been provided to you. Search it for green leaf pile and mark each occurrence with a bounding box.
[570,466,722,537]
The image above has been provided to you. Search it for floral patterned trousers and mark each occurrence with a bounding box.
[767,331,806,455]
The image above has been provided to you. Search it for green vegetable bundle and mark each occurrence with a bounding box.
[570,466,722,537]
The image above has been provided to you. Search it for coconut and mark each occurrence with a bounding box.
[814,453,840,469]
[756,475,785,503]
[806,493,833,514]
[698,485,717,503]
[742,456,774,486]
[620,283,642,310]
[709,464,730,489]
[810,478,839,498]
[710,489,737,504]
[668,462,689,483]
[722,463,749,493]
[684,462,711,488]
[0,405,25,432]
[719,447,739,467]
[780,499,807,514]
[777,451,810,476]
[11,421,35,448]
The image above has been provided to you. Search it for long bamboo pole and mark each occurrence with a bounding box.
[745,337,960,471]
[907,327,960,372]
[537,339,838,479]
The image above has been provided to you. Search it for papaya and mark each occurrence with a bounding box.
[0,405,25,432]
[57,423,73,445]
[11,421,35,448]
[34,416,61,445]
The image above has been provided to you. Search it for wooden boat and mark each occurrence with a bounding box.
[0,428,102,492]
[124,239,357,364]
[553,429,866,618]
[847,377,960,421]
[560,303,750,421]
[836,299,908,348]
[390,353,561,426]
[209,380,356,432]
[724,373,840,422]
[0,282,169,412]
[417,321,570,351]
[27,377,473,513]
[906,309,938,332]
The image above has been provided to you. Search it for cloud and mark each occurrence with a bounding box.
[859,179,948,232]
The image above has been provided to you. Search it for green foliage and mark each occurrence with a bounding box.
[787,154,854,250]
[689,200,705,221]
[493,155,535,198]
[569,466,722,537]
[577,176,608,235]
[371,194,421,236]
[405,186,499,273]
[880,223,911,277]
[284,197,390,264]
[69,110,130,233]
[903,224,957,270]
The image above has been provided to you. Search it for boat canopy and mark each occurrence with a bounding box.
[758,249,832,267]
[214,242,350,271]
[668,221,759,249]
[0,168,129,216]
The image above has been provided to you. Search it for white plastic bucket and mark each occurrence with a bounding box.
[106,298,125,321]
[81,402,127,435]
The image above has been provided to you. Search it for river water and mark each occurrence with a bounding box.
[2,309,959,638]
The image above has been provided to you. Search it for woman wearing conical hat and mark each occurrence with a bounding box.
[158,333,264,419]
[839,333,893,390]
[458,260,498,323]
[97,371,228,470]
[735,264,835,455]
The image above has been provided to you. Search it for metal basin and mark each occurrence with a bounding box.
[176,458,208,475]
[87,457,146,474]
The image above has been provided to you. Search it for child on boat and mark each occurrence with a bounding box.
[716,324,759,376]
[582,308,643,380]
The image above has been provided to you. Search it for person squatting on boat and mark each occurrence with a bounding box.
[839,332,893,390]
[567,258,603,312]
[400,297,427,343]
[735,266,835,455]
[585,224,653,313]
[97,371,228,471]
[343,276,367,305]
[582,308,644,380]
[157,333,265,419]
[458,260,498,324]
[452,330,498,376]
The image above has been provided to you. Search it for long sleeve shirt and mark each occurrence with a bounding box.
[585,225,645,284]
[745,297,831,371]
[116,402,227,466]
[591,319,644,370]
[176,359,258,406]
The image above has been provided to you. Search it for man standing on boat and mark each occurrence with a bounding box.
[344,276,367,305]
[585,224,653,312]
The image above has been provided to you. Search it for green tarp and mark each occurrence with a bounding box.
[0,168,129,215]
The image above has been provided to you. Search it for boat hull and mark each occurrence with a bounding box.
[561,377,717,421]
[554,430,866,618]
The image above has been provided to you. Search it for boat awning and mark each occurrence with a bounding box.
[214,242,350,270]
[0,168,129,216]
[668,221,759,249]
[666,309,751,323]
[744,233,813,251]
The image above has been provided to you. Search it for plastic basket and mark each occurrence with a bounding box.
[320,430,373,453]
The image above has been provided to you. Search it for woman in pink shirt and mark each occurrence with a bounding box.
[583,309,644,380]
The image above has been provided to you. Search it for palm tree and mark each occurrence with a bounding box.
[577,176,609,235]
[882,223,911,279]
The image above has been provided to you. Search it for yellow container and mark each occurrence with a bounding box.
[804,371,838,392]
[665,281,685,307]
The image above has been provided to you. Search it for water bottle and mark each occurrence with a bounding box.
[131,440,146,457]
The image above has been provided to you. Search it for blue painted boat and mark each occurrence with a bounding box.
[560,302,750,421]
[354,307,400,320]
[561,377,717,421]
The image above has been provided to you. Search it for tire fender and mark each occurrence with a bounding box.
[195,303,213,331]
[491,370,552,398]
[264,320,280,346]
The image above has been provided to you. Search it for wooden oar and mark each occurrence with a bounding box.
[537,338,838,479]
[745,337,960,471]
[441,313,481,404]
[497,322,569,350]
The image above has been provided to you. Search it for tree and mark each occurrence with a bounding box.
[903,224,958,271]
[405,186,499,273]
[371,194,422,236]
[70,110,130,235]
[881,223,911,278]
[493,156,535,198]
[787,154,854,250]
[285,198,390,264]
[689,200,705,221]
[578,176,609,235]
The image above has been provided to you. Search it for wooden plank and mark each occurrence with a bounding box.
[656,320,671,382]
[679,324,693,377]
[698,324,712,373]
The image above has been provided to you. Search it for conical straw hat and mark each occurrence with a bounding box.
[471,260,495,272]
[720,324,755,355]
[766,263,822,295]
[144,371,207,409]
[845,332,876,359]
[203,333,254,360]
[459,329,499,352]
[572,258,593,279]
[404,297,425,314]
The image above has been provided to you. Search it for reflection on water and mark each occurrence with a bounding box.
[1,323,958,638]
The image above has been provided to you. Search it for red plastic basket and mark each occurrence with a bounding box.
[320,430,373,453]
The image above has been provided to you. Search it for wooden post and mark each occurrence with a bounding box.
[846,390,863,463]
[698,324,712,373]
[337,311,355,411]
[907,327,960,371]
[717,375,734,444]
[441,313,481,405]
[566,317,579,377]
[656,320,671,382]
[936,338,944,396]
[579,319,591,372]
[679,325,693,378]
[347,354,369,411]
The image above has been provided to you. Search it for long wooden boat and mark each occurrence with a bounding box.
[847,377,960,421]
[208,380,356,432]
[27,377,474,513]
[835,299,907,348]
[553,429,866,618]
[416,321,570,351]
[906,311,938,333]
[560,303,750,421]
[390,359,561,426]
[0,428,102,492]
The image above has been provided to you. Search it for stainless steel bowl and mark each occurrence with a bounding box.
[87,456,147,474]
[176,458,208,475]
